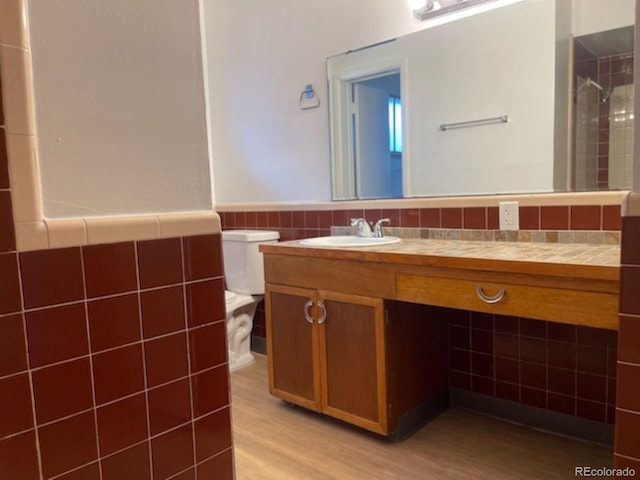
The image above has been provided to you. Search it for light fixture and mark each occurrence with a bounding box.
[410,0,498,21]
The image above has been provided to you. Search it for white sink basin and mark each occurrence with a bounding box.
[299,235,401,248]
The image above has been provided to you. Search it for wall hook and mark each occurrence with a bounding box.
[299,84,320,110]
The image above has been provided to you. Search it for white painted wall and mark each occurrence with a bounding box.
[204,0,437,204]
[29,0,212,218]
[572,0,635,37]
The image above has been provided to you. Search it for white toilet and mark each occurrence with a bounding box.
[222,229,279,372]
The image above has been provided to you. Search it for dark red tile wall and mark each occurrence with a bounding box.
[0,64,233,480]
[0,234,232,480]
[615,215,640,468]
[448,312,617,424]
[219,204,621,241]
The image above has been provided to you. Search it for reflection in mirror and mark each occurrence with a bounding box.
[573,26,635,191]
[328,0,635,201]
[329,0,559,200]
[352,72,403,199]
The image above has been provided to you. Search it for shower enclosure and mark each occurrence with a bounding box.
[573,25,635,191]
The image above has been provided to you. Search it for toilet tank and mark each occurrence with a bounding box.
[222,230,280,295]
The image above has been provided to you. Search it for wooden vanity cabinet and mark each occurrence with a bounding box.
[265,277,450,438]
[265,285,320,412]
[265,284,389,434]
[261,240,619,438]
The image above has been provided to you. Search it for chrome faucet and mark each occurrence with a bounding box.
[350,218,390,238]
[372,218,390,238]
[350,218,373,237]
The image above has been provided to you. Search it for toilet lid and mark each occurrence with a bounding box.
[225,291,237,303]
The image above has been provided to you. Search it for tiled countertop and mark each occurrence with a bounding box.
[362,239,619,266]
[260,238,620,281]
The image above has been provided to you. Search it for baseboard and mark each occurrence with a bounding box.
[392,388,449,442]
[251,335,267,355]
[450,388,614,446]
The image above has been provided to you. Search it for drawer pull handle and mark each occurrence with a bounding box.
[476,287,505,304]
[304,300,314,323]
[317,301,327,324]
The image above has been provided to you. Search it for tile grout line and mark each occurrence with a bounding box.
[181,237,200,480]
[544,321,549,410]
[605,334,612,425]
[616,407,640,416]
[0,426,38,443]
[491,314,496,397]
[15,251,45,480]
[133,240,155,479]
[0,315,226,384]
[46,418,234,480]
[29,396,230,454]
[515,317,522,404]
[15,275,222,316]
[617,360,640,368]
[31,407,96,432]
[165,445,234,480]
[573,332,579,418]
[48,460,100,480]
[79,247,104,480]
[166,464,195,480]
[614,452,640,462]
[198,446,233,473]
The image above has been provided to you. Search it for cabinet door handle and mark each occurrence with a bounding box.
[475,287,506,304]
[317,301,327,324]
[303,300,314,323]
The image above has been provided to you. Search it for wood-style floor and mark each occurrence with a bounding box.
[230,354,612,480]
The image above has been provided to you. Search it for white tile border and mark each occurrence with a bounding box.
[5,132,42,223]
[14,220,48,251]
[84,216,160,245]
[0,0,28,49]
[0,0,221,252]
[158,212,221,238]
[29,212,220,252]
[46,218,87,249]
[622,192,640,217]
[0,45,35,136]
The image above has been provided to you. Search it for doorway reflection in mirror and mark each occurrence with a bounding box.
[351,72,403,199]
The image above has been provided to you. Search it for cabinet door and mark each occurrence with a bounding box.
[318,291,388,434]
[265,284,321,411]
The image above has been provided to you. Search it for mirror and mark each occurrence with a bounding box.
[328,0,635,200]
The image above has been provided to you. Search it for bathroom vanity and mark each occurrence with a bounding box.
[260,239,620,438]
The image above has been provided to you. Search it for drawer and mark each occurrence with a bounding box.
[396,274,619,330]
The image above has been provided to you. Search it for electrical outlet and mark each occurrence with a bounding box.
[499,201,519,231]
